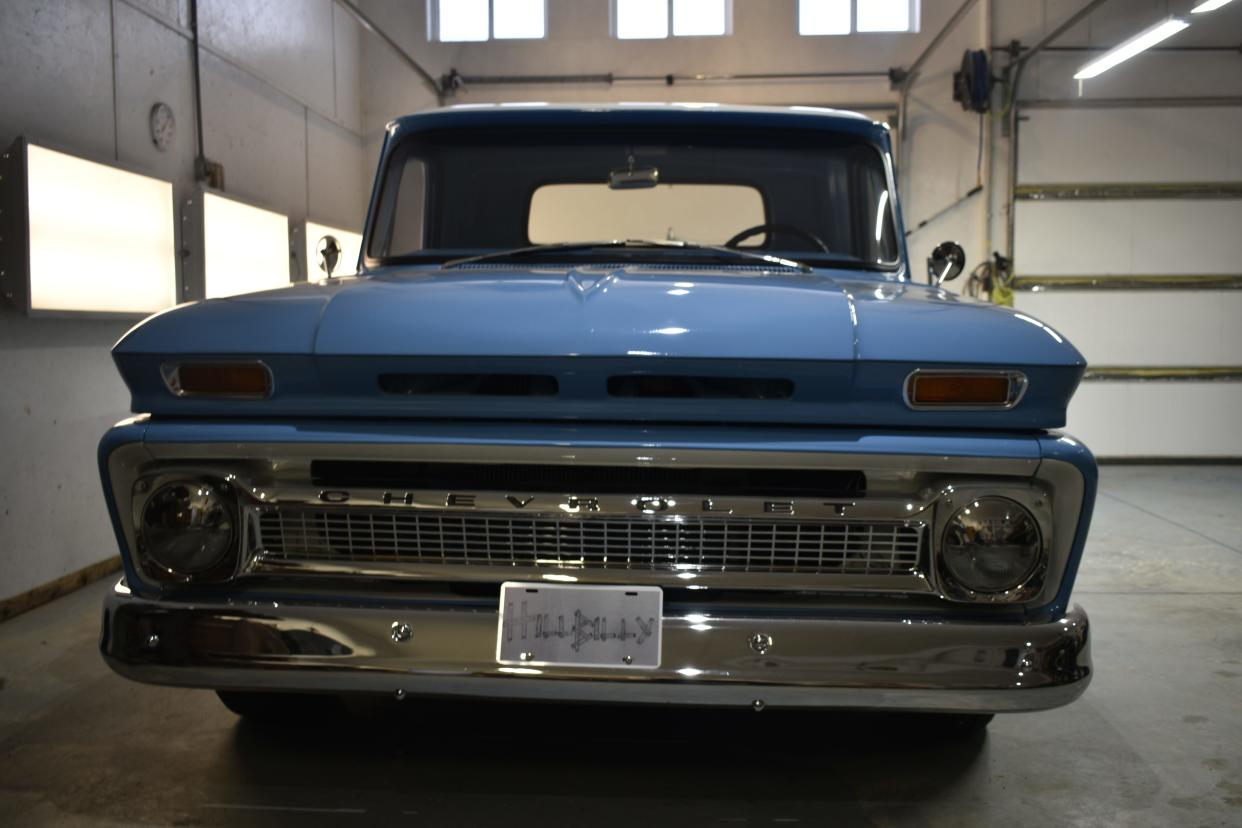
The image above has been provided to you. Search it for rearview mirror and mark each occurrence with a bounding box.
[928,241,966,286]
[608,163,659,190]
[317,235,342,278]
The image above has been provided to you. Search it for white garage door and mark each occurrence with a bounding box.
[1011,105,1242,458]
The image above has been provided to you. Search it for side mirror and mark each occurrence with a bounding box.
[927,241,966,286]
[316,235,342,278]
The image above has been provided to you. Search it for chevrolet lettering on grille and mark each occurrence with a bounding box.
[316,489,824,517]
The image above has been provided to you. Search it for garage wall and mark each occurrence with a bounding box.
[0,0,368,603]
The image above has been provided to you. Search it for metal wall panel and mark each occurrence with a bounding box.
[1018,108,1242,185]
[1013,105,1242,457]
[1015,201,1242,276]
[1067,382,1242,458]
[1016,292,1242,367]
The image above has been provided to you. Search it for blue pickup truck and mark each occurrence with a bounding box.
[98,104,1093,728]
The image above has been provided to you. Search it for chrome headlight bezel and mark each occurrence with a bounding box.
[933,488,1052,604]
[133,473,242,584]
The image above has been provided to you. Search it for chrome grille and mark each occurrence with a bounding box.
[253,507,924,576]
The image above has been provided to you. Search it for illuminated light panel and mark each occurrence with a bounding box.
[494,0,546,38]
[25,144,176,313]
[798,0,849,35]
[1073,17,1190,80]
[1191,0,1234,12]
[908,373,1015,407]
[202,193,290,299]
[305,221,362,277]
[616,0,669,39]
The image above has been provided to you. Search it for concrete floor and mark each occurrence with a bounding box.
[2,466,1241,827]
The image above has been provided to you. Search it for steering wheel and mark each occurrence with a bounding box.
[725,223,830,253]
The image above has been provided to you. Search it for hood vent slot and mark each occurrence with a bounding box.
[310,461,865,498]
[379,373,558,397]
[608,375,794,400]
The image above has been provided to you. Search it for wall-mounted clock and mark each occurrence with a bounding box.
[149,102,175,152]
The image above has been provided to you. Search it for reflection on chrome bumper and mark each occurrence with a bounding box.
[100,581,1091,713]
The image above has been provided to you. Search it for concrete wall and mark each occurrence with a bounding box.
[0,0,367,602]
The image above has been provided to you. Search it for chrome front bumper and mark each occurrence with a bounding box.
[100,580,1091,713]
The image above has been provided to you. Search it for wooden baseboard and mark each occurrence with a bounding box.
[0,557,122,623]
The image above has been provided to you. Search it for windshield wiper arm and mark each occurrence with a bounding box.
[441,239,812,273]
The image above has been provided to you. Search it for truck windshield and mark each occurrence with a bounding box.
[366,127,900,269]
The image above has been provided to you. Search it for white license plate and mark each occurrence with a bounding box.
[496,582,663,669]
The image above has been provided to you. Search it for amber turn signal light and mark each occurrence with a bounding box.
[905,371,1025,409]
[162,362,272,398]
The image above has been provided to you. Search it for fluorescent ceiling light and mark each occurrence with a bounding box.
[1073,17,1189,80]
[1191,0,1234,12]
[25,143,176,314]
[202,193,290,299]
[305,221,363,278]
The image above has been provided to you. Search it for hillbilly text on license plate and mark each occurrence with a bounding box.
[496,582,663,669]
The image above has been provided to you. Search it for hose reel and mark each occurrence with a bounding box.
[953,49,991,113]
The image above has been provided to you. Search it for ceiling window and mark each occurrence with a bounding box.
[856,0,915,32]
[614,0,732,40]
[798,0,850,34]
[429,0,547,42]
[798,0,919,35]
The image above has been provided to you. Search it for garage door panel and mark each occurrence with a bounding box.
[1015,292,1242,366]
[1067,383,1242,458]
[1015,201,1133,275]
[1019,107,1242,184]
[1015,201,1242,276]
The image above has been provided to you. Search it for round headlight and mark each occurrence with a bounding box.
[140,479,236,577]
[941,496,1042,595]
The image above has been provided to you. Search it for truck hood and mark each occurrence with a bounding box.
[113,264,1086,429]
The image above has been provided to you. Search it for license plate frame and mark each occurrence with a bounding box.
[496,582,663,670]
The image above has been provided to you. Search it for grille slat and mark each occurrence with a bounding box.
[255,508,923,577]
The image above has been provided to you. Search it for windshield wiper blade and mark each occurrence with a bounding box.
[668,241,813,273]
[440,239,812,273]
[442,240,654,269]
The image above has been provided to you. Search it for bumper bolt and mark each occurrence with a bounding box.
[622,655,633,665]
[748,632,773,654]
[519,651,534,661]
[390,622,412,643]
[394,688,406,701]
[752,699,766,712]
